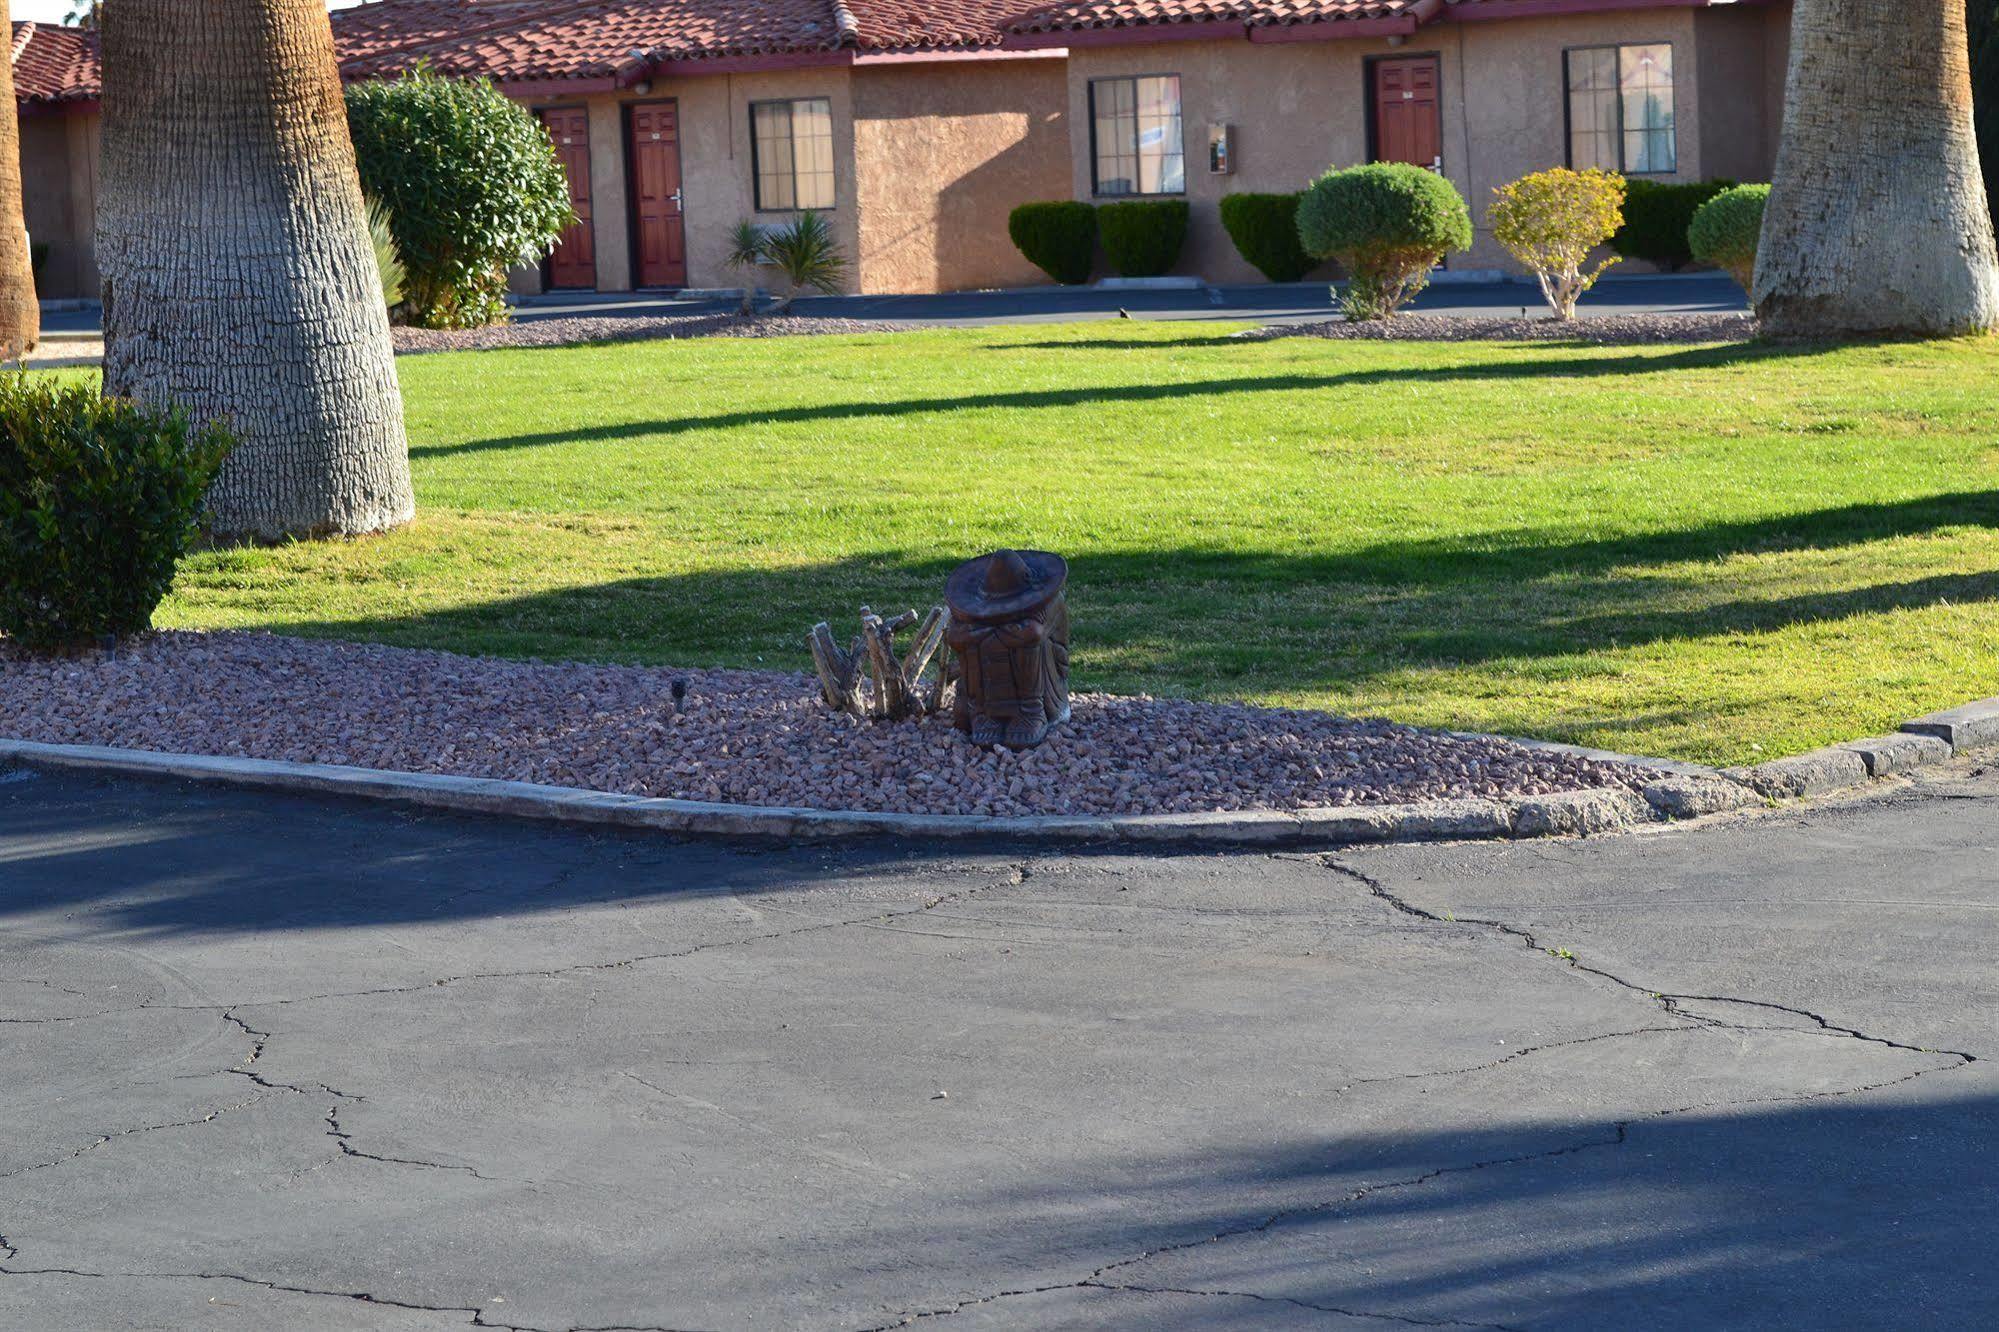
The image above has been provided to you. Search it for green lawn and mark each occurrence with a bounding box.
[153,322,1999,766]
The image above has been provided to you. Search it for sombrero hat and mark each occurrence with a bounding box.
[945,550,1068,623]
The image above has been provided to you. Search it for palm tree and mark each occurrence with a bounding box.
[1756,0,1999,337]
[0,28,41,362]
[97,0,414,540]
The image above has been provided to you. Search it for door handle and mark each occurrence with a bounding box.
[670,189,684,210]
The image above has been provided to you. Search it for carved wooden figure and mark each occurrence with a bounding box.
[944,550,1070,749]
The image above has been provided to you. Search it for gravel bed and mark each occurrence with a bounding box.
[1246,311,1759,345]
[0,631,1660,818]
[392,313,918,355]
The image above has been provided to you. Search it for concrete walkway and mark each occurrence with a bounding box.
[34,273,1746,343]
[1,758,1991,1330]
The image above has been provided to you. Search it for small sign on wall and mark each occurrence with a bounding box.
[1208,123,1233,175]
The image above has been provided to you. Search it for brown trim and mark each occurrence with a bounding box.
[852,46,1068,65]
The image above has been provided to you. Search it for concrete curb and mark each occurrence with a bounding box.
[5,696,1995,846]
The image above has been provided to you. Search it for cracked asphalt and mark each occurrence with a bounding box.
[2,760,1994,1331]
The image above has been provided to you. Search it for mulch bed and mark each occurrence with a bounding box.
[0,631,1657,819]
[1244,312,1760,345]
[392,313,919,355]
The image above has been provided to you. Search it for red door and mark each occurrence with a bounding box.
[1372,57,1443,171]
[539,107,596,289]
[626,101,687,288]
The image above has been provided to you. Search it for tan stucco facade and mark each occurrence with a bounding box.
[1062,6,1790,281]
[19,106,98,300]
[19,4,1795,301]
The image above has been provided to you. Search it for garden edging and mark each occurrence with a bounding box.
[4,696,1994,846]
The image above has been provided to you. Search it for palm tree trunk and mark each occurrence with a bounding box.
[98,0,413,540]
[1756,0,1999,337]
[0,32,41,361]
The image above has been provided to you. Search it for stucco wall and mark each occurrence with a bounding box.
[1062,6,1786,281]
[20,107,98,300]
[1692,4,1789,186]
[850,57,1071,294]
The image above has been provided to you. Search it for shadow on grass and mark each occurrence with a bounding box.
[220,490,1999,704]
[410,341,1839,460]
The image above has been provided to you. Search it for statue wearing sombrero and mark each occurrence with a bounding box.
[944,550,1071,749]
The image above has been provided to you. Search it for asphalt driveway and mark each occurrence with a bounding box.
[1,759,1991,1331]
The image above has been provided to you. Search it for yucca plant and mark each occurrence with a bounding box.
[725,219,765,315]
[366,196,406,315]
[762,210,848,313]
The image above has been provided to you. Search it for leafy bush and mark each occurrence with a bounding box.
[762,211,849,312]
[366,197,406,312]
[1008,201,1097,285]
[1219,192,1315,283]
[1096,200,1189,278]
[1688,183,1771,294]
[346,67,574,329]
[1296,163,1473,320]
[1487,167,1627,320]
[0,379,232,650]
[1610,179,1734,270]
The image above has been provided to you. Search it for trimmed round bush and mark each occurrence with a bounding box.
[1296,163,1473,320]
[1610,179,1734,271]
[1008,201,1097,285]
[1688,183,1770,294]
[1219,192,1316,283]
[0,378,232,651]
[347,68,575,329]
[1097,199,1189,278]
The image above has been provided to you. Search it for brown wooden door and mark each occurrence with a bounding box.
[539,108,596,289]
[1372,57,1443,171]
[626,101,687,288]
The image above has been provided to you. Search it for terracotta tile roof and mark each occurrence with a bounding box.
[1008,0,1424,34]
[9,22,102,104]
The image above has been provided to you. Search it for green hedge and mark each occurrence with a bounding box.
[347,68,574,329]
[1007,201,1097,285]
[1097,199,1189,278]
[1610,179,1736,270]
[1219,192,1315,283]
[1296,163,1472,319]
[0,379,232,650]
[1688,183,1770,293]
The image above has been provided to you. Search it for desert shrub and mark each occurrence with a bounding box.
[762,211,849,311]
[1488,167,1627,320]
[1688,183,1771,294]
[1219,192,1315,283]
[1610,179,1734,270]
[1096,199,1189,278]
[366,197,406,312]
[1296,163,1473,320]
[0,379,232,650]
[346,67,574,329]
[1008,201,1097,285]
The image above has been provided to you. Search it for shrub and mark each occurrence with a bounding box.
[1008,201,1097,285]
[0,379,232,651]
[1296,163,1473,320]
[366,197,406,312]
[725,219,767,315]
[1097,199,1189,278]
[1610,179,1734,270]
[1487,167,1627,320]
[346,67,574,329]
[1219,192,1315,283]
[763,211,849,312]
[1688,183,1771,294]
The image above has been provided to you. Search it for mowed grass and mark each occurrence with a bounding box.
[148,322,1999,766]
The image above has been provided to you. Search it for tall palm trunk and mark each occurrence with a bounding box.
[0,30,41,361]
[98,0,413,540]
[1756,0,1999,337]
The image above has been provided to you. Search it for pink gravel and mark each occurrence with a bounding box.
[392,313,917,355]
[0,631,1658,818]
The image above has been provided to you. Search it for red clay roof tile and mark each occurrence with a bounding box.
[10,22,101,104]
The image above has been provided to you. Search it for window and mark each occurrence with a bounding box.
[1566,44,1676,175]
[751,98,835,210]
[1090,75,1185,197]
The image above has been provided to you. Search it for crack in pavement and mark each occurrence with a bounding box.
[863,852,1976,1330]
[0,1261,712,1331]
